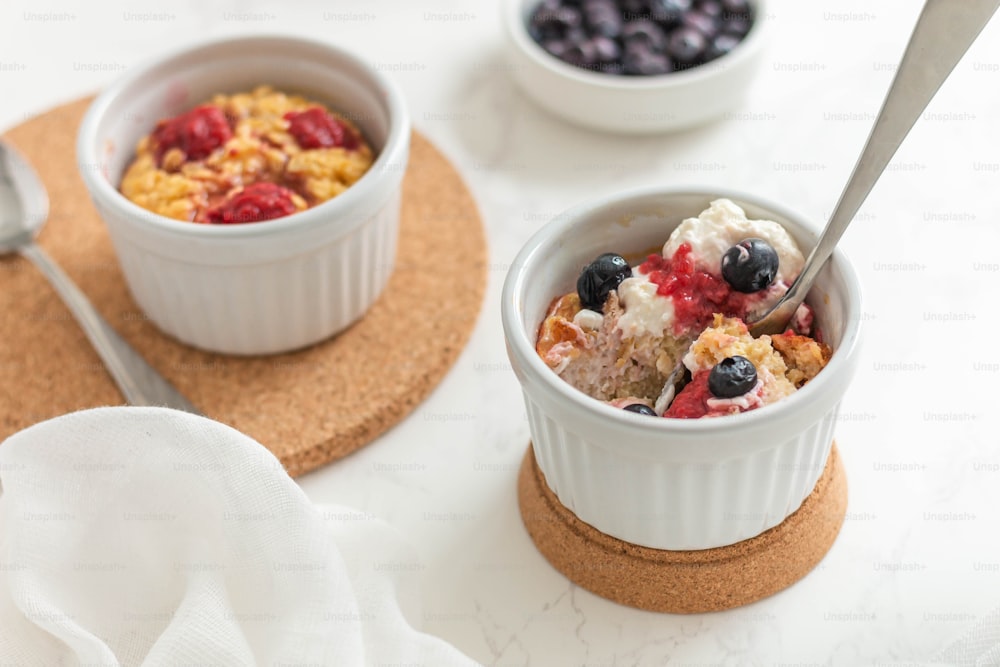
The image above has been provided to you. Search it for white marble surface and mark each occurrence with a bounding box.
[4,0,1000,664]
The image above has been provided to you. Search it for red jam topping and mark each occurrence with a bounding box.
[663,370,714,419]
[284,107,358,150]
[665,369,760,419]
[639,243,754,334]
[151,105,232,165]
[206,182,298,224]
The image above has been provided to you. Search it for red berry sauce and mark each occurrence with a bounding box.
[151,105,232,165]
[664,369,760,419]
[638,243,755,335]
[663,370,714,419]
[206,182,298,224]
[284,107,358,150]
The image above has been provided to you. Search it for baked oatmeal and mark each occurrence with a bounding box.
[120,85,373,224]
[535,198,831,418]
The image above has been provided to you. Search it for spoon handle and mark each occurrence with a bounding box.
[20,242,199,413]
[750,0,1000,336]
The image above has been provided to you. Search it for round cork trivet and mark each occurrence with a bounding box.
[0,97,486,476]
[518,443,847,613]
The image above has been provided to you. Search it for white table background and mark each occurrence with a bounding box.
[4,0,1000,664]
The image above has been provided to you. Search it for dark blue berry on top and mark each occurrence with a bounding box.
[708,356,758,398]
[720,238,780,293]
[576,253,632,311]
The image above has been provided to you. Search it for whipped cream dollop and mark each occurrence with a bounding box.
[613,199,805,339]
[615,271,676,338]
[662,198,805,287]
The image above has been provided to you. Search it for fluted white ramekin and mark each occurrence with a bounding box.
[77,36,409,355]
[502,188,862,550]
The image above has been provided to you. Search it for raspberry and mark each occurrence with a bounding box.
[207,183,298,224]
[152,105,232,165]
[664,370,713,419]
[284,107,358,150]
[639,243,753,334]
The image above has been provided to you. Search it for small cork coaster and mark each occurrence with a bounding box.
[0,98,487,476]
[518,443,847,613]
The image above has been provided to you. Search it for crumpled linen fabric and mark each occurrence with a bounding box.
[0,407,479,667]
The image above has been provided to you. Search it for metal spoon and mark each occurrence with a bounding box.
[749,0,1000,337]
[0,141,199,412]
[653,0,999,414]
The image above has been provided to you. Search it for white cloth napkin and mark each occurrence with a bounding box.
[931,606,1000,666]
[0,407,480,666]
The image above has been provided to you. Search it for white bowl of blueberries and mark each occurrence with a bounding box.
[502,0,768,133]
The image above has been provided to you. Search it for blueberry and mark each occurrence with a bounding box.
[708,356,757,398]
[565,25,589,45]
[623,46,673,75]
[622,43,674,76]
[682,10,720,38]
[620,0,650,15]
[547,27,589,68]
[698,0,724,20]
[528,3,563,41]
[530,5,582,41]
[722,14,753,37]
[556,6,584,29]
[584,2,623,37]
[621,19,669,52]
[704,32,741,61]
[576,253,632,311]
[666,26,707,64]
[721,0,751,16]
[590,35,622,63]
[720,238,779,293]
[624,403,657,416]
[649,0,691,25]
[562,39,599,67]
[542,38,570,58]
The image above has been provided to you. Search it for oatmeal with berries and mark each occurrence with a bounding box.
[120,86,373,224]
[536,199,831,418]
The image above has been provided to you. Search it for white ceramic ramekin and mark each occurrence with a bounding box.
[77,36,409,355]
[502,188,862,550]
[502,0,768,134]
